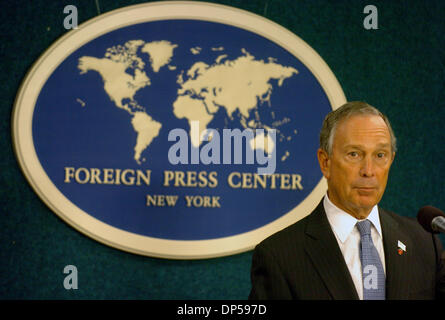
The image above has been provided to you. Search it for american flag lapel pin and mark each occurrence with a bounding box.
[397,240,406,255]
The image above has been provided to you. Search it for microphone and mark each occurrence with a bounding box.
[417,206,445,234]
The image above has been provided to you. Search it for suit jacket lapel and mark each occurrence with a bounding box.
[380,209,412,299]
[304,201,359,300]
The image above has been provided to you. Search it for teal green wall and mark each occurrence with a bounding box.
[1,0,444,299]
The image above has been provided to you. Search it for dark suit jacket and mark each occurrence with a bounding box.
[249,199,445,299]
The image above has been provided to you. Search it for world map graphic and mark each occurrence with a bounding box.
[77,39,299,164]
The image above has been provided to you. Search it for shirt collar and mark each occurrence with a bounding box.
[323,193,383,243]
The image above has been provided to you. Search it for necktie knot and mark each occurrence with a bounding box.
[356,219,371,236]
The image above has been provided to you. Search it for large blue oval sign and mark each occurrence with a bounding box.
[12,1,345,259]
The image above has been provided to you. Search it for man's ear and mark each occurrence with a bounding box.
[317,148,330,179]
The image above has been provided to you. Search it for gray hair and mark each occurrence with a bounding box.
[319,101,397,155]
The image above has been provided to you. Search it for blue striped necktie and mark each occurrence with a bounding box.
[356,219,386,300]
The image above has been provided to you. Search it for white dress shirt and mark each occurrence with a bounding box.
[323,194,386,300]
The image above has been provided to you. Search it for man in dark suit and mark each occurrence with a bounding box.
[249,101,445,300]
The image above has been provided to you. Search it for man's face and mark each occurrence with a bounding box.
[317,114,395,219]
